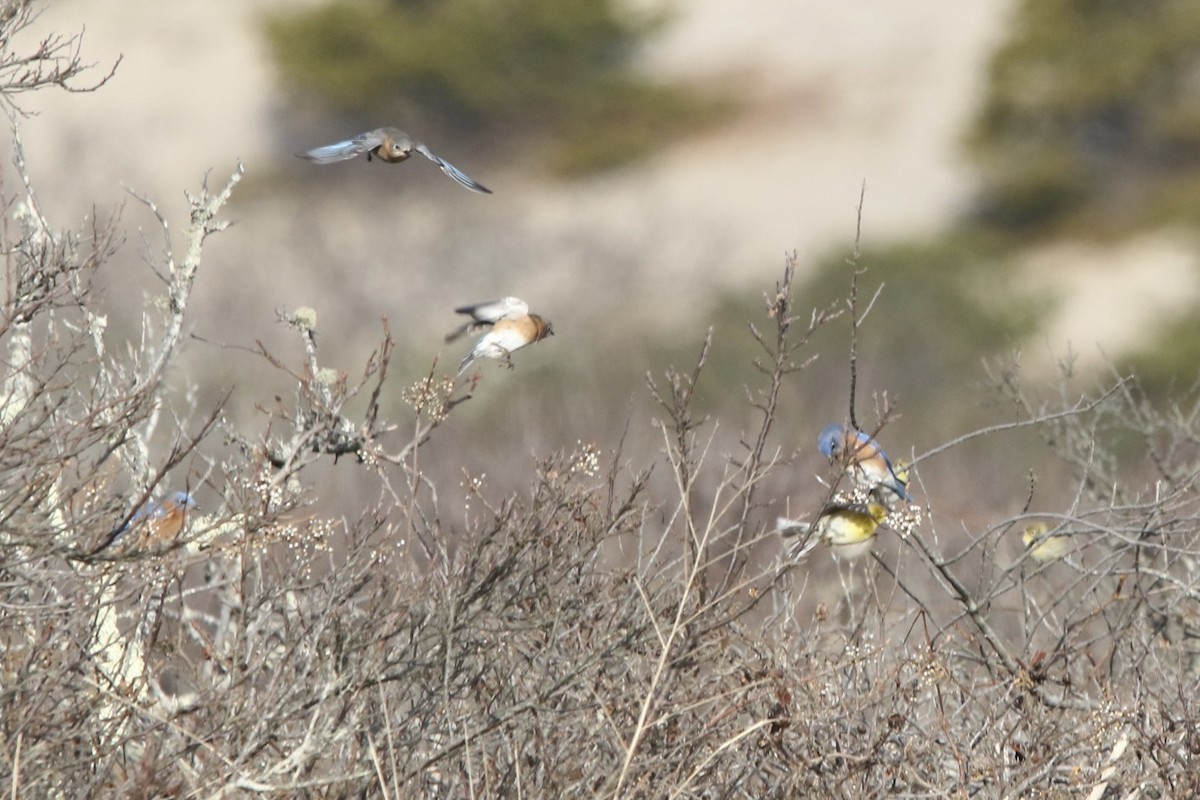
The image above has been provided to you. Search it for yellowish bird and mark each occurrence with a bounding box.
[778,500,889,561]
[890,458,911,488]
[1022,522,1073,564]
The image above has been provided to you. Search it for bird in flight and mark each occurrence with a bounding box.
[446,296,553,377]
[297,127,492,194]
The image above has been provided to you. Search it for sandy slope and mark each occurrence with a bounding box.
[18,0,1004,261]
[13,0,1197,367]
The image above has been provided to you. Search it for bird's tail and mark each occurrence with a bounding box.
[445,322,485,343]
[457,351,476,378]
[776,516,811,535]
[778,517,820,560]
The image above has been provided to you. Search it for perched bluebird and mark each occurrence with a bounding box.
[817,423,910,505]
[121,491,196,547]
[296,127,492,194]
[778,500,889,561]
[448,297,554,377]
[1021,522,1074,564]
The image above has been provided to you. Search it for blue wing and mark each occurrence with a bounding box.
[415,143,492,194]
[297,130,385,164]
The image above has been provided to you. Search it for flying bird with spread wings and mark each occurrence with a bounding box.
[446,296,553,377]
[297,127,492,194]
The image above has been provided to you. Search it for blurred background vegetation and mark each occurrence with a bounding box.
[964,0,1200,400]
[252,0,1200,505]
[715,0,1200,433]
[264,0,730,175]
[967,0,1200,235]
[265,0,1200,221]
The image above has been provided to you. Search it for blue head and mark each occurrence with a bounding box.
[132,490,197,522]
[817,424,847,458]
[166,490,197,510]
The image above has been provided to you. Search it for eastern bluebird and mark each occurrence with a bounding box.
[1021,522,1074,564]
[817,423,910,506]
[778,500,889,561]
[121,491,196,547]
[296,127,492,194]
[447,297,554,377]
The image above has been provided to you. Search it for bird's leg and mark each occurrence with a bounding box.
[836,561,858,627]
[501,347,515,370]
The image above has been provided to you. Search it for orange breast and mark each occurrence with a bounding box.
[373,145,412,164]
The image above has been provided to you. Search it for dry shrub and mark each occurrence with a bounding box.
[4,7,1200,798]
